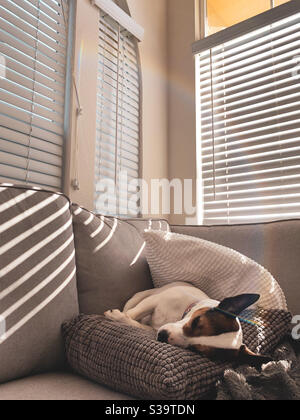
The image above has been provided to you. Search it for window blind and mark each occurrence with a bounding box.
[0,0,69,190]
[95,9,141,217]
[195,7,300,225]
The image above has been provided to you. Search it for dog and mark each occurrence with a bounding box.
[104,282,272,366]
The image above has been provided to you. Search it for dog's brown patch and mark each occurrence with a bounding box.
[183,307,240,338]
[189,344,240,360]
[188,344,273,367]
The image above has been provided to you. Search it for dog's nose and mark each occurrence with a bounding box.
[157,330,169,343]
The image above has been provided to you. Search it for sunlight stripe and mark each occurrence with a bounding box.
[84,213,94,226]
[93,218,118,253]
[130,241,145,266]
[90,216,104,238]
[0,250,75,320]
[0,218,72,278]
[0,194,59,235]
[0,190,37,214]
[0,234,74,301]
[73,207,82,216]
[0,267,76,345]
[0,202,70,256]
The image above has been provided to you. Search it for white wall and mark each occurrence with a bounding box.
[167,0,197,225]
[127,0,169,218]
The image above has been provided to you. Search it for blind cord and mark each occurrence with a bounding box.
[209,48,216,201]
[114,24,121,214]
[25,0,41,184]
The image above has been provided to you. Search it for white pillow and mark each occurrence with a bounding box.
[143,230,287,311]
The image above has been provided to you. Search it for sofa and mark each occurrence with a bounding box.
[0,184,298,400]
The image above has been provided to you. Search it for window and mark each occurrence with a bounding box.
[194,1,300,225]
[0,0,69,190]
[206,0,291,36]
[93,0,143,217]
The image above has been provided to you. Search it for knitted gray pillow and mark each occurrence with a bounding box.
[62,309,292,400]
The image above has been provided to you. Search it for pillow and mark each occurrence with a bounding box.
[62,309,292,400]
[71,205,169,315]
[0,184,79,384]
[143,230,287,311]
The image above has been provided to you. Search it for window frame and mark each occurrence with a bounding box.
[195,0,296,47]
[193,0,300,225]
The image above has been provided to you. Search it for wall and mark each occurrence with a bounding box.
[128,0,197,223]
[167,0,197,225]
[127,0,169,218]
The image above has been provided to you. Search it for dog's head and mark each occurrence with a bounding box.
[157,294,272,367]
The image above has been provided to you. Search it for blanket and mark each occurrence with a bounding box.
[216,337,300,400]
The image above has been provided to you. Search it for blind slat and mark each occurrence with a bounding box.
[0,19,66,67]
[198,9,300,225]
[0,127,62,157]
[0,33,66,81]
[0,6,66,55]
[1,0,67,46]
[0,0,68,189]
[8,0,67,36]
[95,11,140,216]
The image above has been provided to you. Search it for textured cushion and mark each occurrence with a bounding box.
[62,309,292,400]
[0,184,79,384]
[72,205,169,315]
[144,230,287,310]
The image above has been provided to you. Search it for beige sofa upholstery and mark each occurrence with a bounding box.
[0,372,134,400]
[0,185,297,400]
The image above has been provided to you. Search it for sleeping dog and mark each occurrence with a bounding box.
[104,282,272,366]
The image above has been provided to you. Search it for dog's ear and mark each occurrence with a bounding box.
[238,345,273,368]
[218,294,260,316]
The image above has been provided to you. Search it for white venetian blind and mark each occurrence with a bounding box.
[0,0,69,190]
[196,9,300,225]
[95,8,141,217]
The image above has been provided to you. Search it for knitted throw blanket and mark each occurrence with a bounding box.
[216,338,300,400]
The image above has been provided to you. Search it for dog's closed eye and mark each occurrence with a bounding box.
[191,316,201,330]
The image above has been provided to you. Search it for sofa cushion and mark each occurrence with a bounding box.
[0,371,133,400]
[62,310,292,400]
[0,184,79,384]
[143,230,287,310]
[172,221,300,315]
[72,205,169,314]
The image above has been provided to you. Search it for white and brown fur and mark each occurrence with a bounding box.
[104,282,272,367]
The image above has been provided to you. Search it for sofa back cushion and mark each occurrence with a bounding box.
[0,185,79,384]
[72,205,169,314]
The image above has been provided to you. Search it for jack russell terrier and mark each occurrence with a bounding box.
[105,282,272,366]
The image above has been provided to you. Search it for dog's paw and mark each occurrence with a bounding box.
[104,309,129,323]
